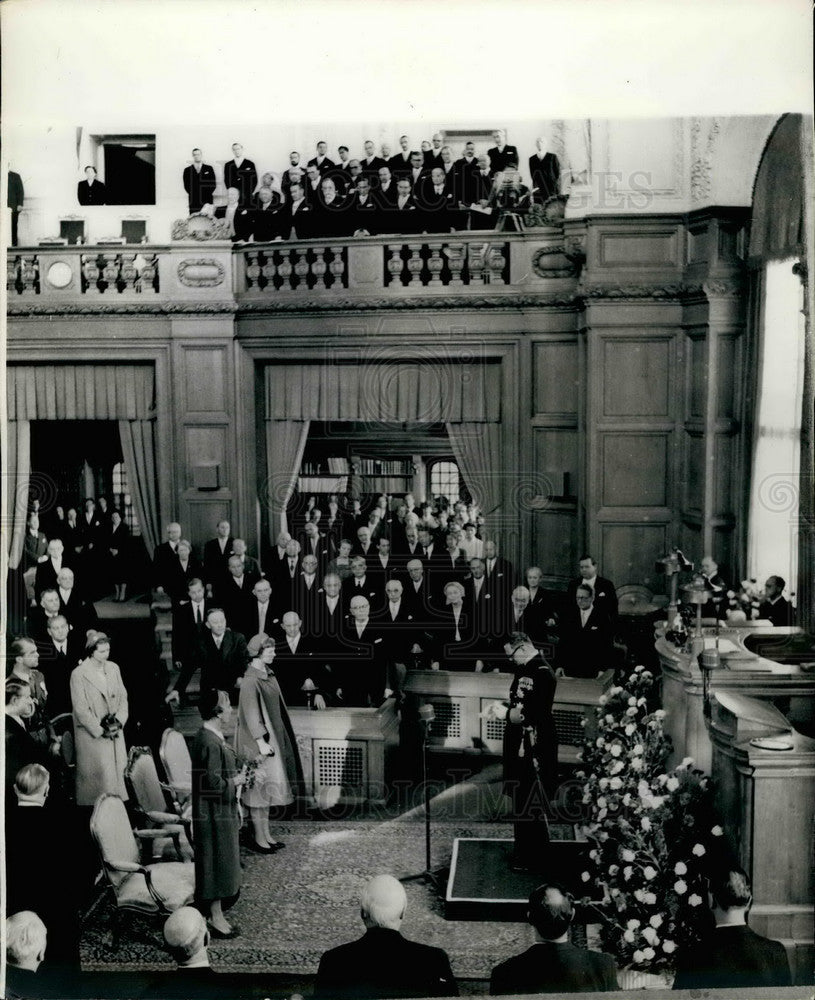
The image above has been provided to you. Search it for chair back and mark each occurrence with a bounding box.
[159,728,192,793]
[50,712,76,767]
[89,793,138,887]
[126,746,169,817]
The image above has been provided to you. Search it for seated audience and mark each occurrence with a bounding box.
[758,574,794,625]
[490,883,618,994]
[314,874,458,999]
[672,867,791,989]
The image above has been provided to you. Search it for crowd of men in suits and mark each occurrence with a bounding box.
[183,131,563,241]
[154,494,619,712]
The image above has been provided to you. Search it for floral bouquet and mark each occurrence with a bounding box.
[100,712,122,738]
[724,579,763,623]
[577,665,725,972]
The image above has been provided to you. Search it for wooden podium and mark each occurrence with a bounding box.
[709,690,815,983]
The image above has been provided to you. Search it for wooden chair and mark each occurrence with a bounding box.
[125,746,192,857]
[159,728,193,817]
[89,793,194,948]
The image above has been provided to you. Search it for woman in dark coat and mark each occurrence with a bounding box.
[165,538,203,606]
[234,638,303,852]
[107,509,130,601]
[191,688,244,938]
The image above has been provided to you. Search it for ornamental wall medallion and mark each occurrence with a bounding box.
[177,258,226,287]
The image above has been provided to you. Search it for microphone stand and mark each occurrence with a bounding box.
[400,705,444,892]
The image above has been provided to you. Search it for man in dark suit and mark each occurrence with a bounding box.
[454,141,479,199]
[487,129,520,176]
[249,185,282,241]
[152,521,184,596]
[483,540,515,607]
[389,135,416,178]
[400,558,433,627]
[360,139,386,179]
[213,187,252,242]
[372,579,419,697]
[27,589,63,643]
[293,554,321,625]
[307,140,335,176]
[237,577,282,648]
[8,168,24,247]
[77,165,106,205]
[491,883,618,994]
[203,520,235,593]
[424,133,444,170]
[196,609,248,704]
[337,596,387,706]
[558,584,614,677]
[36,615,84,718]
[343,556,382,614]
[309,574,345,657]
[758,575,794,625]
[223,142,257,207]
[166,578,210,706]
[216,555,259,632]
[315,874,458,999]
[673,868,791,990]
[183,148,217,214]
[5,679,48,808]
[143,907,222,1000]
[500,586,550,652]
[280,181,312,239]
[349,176,378,234]
[299,521,331,572]
[4,912,52,999]
[274,612,327,708]
[416,167,455,230]
[566,555,618,621]
[528,136,561,203]
[55,567,98,635]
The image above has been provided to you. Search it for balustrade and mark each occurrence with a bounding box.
[81,252,159,294]
[384,238,510,287]
[7,254,40,295]
[244,245,348,292]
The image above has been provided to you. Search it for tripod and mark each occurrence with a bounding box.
[400,705,446,891]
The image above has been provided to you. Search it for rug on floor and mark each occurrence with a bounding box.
[81,818,576,979]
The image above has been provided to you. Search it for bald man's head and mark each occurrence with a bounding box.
[360,874,406,930]
[163,907,209,964]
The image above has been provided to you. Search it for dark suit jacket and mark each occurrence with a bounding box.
[273,634,324,705]
[203,536,235,588]
[758,596,793,626]
[213,205,253,241]
[183,162,217,212]
[35,631,85,717]
[223,157,257,206]
[8,170,24,210]
[503,653,558,796]
[424,150,444,170]
[487,144,520,174]
[308,156,336,175]
[315,926,458,999]
[389,152,417,177]
[171,599,211,665]
[528,151,560,202]
[491,941,618,994]
[153,540,182,591]
[558,605,614,677]
[430,605,477,669]
[672,924,791,990]
[33,557,73,598]
[280,199,312,239]
[77,180,106,205]
[57,588,98,635]
[250,203,283,242]
[164,553,205,605]
[197,629,248,694]
[360,155,387,177]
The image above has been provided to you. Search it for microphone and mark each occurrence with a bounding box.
[418,703,435,725]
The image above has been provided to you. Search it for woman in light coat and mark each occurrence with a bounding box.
[70,631,129,806]
[234,638,303,853]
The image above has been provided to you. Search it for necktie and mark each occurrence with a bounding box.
[58,644,65,655]
[196,605,202,624]
[289,560,296,577]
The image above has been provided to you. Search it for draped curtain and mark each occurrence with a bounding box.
[118,419,160,555]
[446,421,504,536]
[5,420,31,570]
[266,420,310,536]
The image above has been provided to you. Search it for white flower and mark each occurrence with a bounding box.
[680,756,694,768]
[654,709,666,719]
[597,796,608,809]
[632,949,644,964]
[666,777,680,792]
[623,928,636,943]
[622,848,636,862]
[610,760,624,775]
[643,891,657,905]
[642,926,658,945]
[581,794,591,804]
[643,866,657,881]
[623,793,632,806]
[626,919,641,929]
[610,745,622,757]
[595,737,605,748]
[580,717,587,727]
[598,777,609,790]
[597,808,608,820]
[634,665,644,673]
[598,695,607,705]
[641,817,651,832]
[662,940,676,954]
[605,713,615,724]
[631,744,644,756]
[631,758,644,771]
[624,723,636,736]
[692,843,706,857]
[609,777,623,790]
[688,893,703,907]
[589,849,599,861]
[625,706,638,717]
[674,861,687,875]
[642,946,656,961]
[637,697,647,707]
[610,686,623,696]
[674,879,687,894]
[623,865,633,881]
[633,889,645,902]
[628,697,637,706]
[598,831,609,842]
[608,864,619,876]
[711,825,724,836]
[581,871,590,882]
[649,914,663,928]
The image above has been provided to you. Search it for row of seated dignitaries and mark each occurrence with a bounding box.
[156,522,619,710]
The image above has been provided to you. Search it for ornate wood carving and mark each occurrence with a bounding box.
[177,258,226,288]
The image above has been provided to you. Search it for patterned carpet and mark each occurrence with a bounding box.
[81,816,575,979]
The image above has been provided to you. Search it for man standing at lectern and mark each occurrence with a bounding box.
[489,637,558,874]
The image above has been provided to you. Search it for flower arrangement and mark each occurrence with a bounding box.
[724,579,763,622]
[577,665,724,972]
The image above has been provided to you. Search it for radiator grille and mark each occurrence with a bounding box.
[315,740,366,789]
[553,708,584,745]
